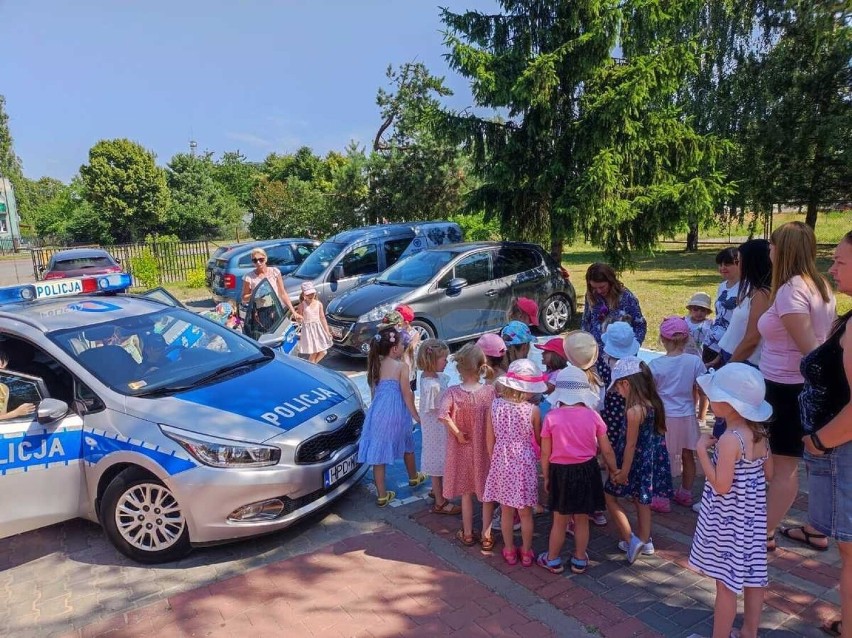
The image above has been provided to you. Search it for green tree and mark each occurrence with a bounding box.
[0,95,27,224]
[440,1,729,268]
[80,138,170,243]
[248,177,327,239]
[164,153,242,239]
[32,177,111,244]
[214,151,260,208]
[366,63,468,224]
[326,142,369,227]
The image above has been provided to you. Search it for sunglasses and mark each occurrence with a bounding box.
[251,257,266,263]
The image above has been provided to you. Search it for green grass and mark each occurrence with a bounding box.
[562,243,851,343]
[670,211,850,245]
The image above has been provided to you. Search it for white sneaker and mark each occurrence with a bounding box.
[618,537,655,556]
[692,501,701,514]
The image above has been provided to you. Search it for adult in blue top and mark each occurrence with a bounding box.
[581,263,647,348]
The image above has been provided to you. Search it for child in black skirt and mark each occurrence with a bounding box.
[538,366,619,574]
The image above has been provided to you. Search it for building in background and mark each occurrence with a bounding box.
[0,178,23,250]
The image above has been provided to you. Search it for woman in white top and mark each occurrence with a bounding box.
[240,247,301,320]
[719,239,772,367]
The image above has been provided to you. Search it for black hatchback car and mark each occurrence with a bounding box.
[325,242,576,356]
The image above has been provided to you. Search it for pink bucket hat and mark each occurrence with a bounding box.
[477,333,507,358]
[300,281,317,295]
[660,316,690,339]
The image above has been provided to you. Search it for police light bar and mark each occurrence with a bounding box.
[0,273,132,304]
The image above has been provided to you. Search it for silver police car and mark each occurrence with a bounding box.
[0,274,366,563]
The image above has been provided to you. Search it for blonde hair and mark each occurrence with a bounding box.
[770,222,831,303]
[416,339,449,374]
[660,333,688,353]
[250,248,268,261]
[496,384,531,403]
[454,343,490,381]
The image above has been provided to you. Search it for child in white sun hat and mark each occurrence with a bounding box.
[483,358,546,567]
[688,363,773,638]
[537,366,618,575]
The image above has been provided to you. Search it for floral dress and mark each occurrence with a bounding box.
[440,383,496,500]
[582,288,647,348]
[605,407,662,505]
[483,398,539,508]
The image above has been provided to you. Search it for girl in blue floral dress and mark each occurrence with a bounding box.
[604,357,670,564]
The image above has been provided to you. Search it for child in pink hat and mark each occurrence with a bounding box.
[648,316,707,511]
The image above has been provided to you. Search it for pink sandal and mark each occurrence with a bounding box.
[520,549,535,567]
[502,546,518,565]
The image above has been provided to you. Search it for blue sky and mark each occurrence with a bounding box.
[2,0,499,182]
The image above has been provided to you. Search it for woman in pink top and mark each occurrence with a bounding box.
[240,247,301,320]
[757,222,836,551]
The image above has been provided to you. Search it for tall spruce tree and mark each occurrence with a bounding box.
[440,1,729,267]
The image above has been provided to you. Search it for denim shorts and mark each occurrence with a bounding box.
[805,442,852,543]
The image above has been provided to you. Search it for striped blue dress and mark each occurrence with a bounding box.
[688,430,768,594]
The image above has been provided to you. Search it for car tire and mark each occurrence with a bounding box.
[540,295,572,335]
[410,320,436,341]
[101,467,191,564]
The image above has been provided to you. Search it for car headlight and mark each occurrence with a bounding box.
[160,425,281,468]
[358,302,396,323]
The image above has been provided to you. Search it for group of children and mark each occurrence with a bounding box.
[356,287,775,638]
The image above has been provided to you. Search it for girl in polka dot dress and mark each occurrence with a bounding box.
[483,358,546,566]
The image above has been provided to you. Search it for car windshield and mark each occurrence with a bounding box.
[52,256,114,271]
[291,241,345,279]
[48,307,264,397]
[377,250,456,287]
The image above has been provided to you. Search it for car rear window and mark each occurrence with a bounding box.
[52,256,114,272]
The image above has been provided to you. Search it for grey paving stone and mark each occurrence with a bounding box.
[636,609,681,635]
[669,605,713,628]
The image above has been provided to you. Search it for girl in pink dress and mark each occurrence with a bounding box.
[483,358,547,566]
[439,343,497,551]
[297,282,333,364]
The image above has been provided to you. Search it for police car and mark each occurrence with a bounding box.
[0,273,367,563]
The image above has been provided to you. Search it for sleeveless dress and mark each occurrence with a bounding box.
[483,398,539,508]
[357,379,414,465]
[604,407,660,504]
[419,373,448,476]
[440,384,496,500]
[688,430,768,594]
[299,300,332,355]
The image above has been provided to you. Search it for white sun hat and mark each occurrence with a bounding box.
[497,358,548,394]
[606,355,644,391]
[696,363,773,423]
[547,365,601,409]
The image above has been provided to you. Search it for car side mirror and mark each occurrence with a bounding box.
[331,265,344,282]
[37,398,69,424]
[114,258,121,264]
[446,277,468,296]
[38,265,45,272]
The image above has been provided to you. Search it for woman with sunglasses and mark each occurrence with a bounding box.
[240,248,301,320]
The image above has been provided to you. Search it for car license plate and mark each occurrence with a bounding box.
[329,325,343,339]
[324,452,358,488]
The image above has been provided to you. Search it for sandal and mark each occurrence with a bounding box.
[431,502,461,515]
[408,472,427,487]
[520,549,535,567]
[780,526,829,552]
[502,546,518,565]
[427,490,435,500]
[480,535,496,554]
[821,620,842,637]
[536,552,564,574]
[455,529,479,547]
[570,555,589,575]
[376,491,396,507]
[767,532,776,552]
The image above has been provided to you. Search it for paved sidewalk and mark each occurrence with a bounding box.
[57,529,560,638]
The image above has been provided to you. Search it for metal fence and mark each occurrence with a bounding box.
[30,239,211,286]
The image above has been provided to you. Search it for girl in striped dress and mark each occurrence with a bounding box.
[688,363,774,638]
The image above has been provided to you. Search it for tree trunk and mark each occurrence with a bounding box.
[805,198,818,230]
[686,222,699,252]
[550,234,563,267]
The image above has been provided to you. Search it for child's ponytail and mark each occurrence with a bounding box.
[624,362,667,434]
[367,327,401,389]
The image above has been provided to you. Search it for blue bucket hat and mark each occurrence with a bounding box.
[601,321,640,359]
[501,321,534,346]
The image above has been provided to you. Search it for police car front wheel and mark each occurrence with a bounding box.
[101,467,191,564]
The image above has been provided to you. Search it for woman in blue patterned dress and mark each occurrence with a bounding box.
[581,263,647,350]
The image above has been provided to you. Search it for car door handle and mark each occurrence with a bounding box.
[485,289,498,297]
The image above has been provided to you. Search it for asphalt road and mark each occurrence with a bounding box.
[0,256,37,286]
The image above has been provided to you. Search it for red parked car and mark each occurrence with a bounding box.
[41,248,123,280]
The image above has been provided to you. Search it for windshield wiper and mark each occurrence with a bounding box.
[135,352,273,397]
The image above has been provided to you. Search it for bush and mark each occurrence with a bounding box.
[128,247,160,287]
[185,264,206,288]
